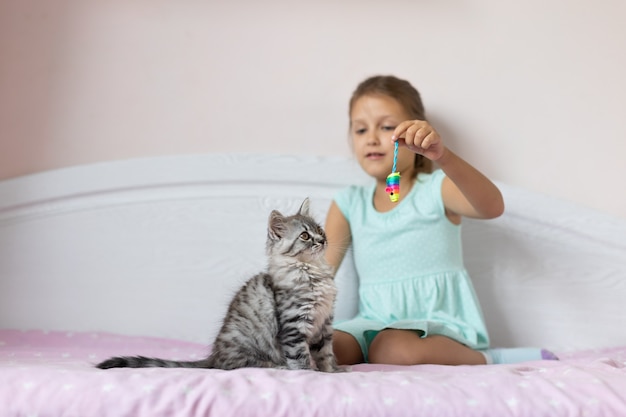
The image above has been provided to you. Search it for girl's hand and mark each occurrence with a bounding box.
[392,120,445,161]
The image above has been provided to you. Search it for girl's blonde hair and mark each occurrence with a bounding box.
[349,75,432,174]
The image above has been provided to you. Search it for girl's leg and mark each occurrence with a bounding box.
[368,329,486,365]
[332,330,364,365]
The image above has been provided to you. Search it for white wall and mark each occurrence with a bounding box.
[1,0,625,219]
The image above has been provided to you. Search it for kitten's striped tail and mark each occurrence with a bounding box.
[96,355,211,369]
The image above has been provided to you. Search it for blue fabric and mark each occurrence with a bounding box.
[333,170,490,360]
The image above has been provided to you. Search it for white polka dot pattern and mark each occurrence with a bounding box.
[1,329,626,416]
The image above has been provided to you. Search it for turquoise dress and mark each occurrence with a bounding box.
[333,170,490,360]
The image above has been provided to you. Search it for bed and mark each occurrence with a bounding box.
[1,152,625,416]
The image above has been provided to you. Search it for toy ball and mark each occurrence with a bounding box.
[385,172,400,202]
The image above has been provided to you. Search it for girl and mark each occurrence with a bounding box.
[325,75,557,366]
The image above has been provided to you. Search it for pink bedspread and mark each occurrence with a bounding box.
[1,329,625,417]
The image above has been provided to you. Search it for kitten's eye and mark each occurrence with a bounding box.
[300,232,310,240]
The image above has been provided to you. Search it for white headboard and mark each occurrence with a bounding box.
[1,153,625,351]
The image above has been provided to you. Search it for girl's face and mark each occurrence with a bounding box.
[350,94,416,182]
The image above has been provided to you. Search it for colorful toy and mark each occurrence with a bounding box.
[385,141,400,202]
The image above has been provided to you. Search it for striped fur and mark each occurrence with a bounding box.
[96,198,341,372]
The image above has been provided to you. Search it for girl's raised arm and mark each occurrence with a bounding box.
[438,148,505,220]
[324,202,352,273]
[391,120,504,221]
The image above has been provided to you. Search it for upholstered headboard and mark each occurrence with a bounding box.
[1,153,625,350]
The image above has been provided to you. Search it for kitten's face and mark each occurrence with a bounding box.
[267,199,327,262]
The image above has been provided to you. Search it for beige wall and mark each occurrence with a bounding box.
[1,0,625,218]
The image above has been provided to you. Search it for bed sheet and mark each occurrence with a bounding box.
[1,329,626,417]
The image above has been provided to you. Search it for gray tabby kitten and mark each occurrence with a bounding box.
[96,198,341,372]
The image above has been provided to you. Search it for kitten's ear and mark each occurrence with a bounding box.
[268,210,286,240]
[298,198,310,217]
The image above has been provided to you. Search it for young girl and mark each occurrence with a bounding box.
[325,75,557,366]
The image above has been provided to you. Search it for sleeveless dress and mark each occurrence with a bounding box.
[333,170,490,361]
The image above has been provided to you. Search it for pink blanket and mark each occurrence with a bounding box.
[1,329,625,416]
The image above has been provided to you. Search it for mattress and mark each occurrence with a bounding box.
[2,329,625,416]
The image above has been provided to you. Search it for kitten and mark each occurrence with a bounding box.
[96,198,341,372]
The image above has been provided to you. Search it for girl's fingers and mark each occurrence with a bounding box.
[393,121,439,153]
[405,124,421,145]
[392,120,418,141]
[393,120,431,140]
[409,126,433,149]
[420,130,437,149]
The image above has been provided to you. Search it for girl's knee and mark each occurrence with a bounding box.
[368,329,426,365]
[332,331,363,365]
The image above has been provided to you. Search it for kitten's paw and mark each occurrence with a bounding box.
[285,360,312,371]
[332,365,349,373]
[318,364,348,373]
